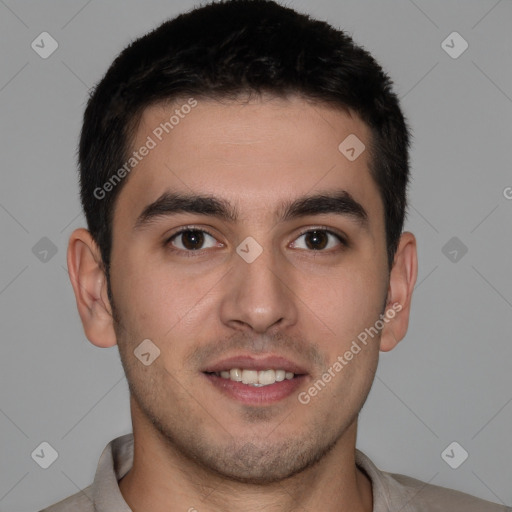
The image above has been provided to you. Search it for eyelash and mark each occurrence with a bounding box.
[165,226,218,258]
[165,225,348,258]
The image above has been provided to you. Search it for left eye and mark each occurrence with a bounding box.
[169,229,219,251]
[291,229,344,251]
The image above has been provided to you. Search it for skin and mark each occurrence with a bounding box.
[68,94,417,512]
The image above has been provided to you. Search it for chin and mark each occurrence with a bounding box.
[179,433,341,485]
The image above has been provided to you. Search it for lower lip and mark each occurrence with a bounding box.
[203,373,307,405]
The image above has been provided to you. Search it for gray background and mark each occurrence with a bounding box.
[0,0,511,510]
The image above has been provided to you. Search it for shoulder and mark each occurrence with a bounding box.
[355,449,510,511]
[38,484,94,512]
[388,471,510,511]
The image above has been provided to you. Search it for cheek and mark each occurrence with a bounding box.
[111,250,222,342]
[301,264,386,340]
[110,248,170,337]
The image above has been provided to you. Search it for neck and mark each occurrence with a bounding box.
[119,400,373,512]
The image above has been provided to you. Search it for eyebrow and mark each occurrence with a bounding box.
[133,189,369,231]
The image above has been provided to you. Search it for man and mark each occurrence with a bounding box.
[41,0,508,510]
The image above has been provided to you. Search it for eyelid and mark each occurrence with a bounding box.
[293,225,348,246]
[167,225,218,240]
[164,224,348,255]
[165,225,222,256]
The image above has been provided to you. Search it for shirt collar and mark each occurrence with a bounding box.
[91,433,411,512]
[92,433,134,512]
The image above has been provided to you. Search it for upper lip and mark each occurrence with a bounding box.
[202,355,309,375]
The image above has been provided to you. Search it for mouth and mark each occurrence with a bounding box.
[202,355,308,405]
[207,368,297,386]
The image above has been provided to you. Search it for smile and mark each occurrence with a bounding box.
[212,368,295,386]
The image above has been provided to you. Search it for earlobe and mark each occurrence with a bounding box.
[380,231,418,352]
[67,228,117,348]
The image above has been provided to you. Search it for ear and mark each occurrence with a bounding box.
[67,228,117,348]
[380,231,418,352]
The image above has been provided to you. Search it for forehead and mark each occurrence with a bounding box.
[115,95,383,230]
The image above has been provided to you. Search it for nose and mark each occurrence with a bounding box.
[219,244,298,334]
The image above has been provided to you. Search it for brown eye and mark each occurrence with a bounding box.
[304,230,329,250]
[170,229,217,251]
[291,229,345,251]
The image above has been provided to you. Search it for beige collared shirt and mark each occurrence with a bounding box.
[40,433,510,511]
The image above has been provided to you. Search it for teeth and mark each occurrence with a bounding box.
[229,368,242,381]
[216,368,296,386]
[259,369,275,385]
[241,369,258,385]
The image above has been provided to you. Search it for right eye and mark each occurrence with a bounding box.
[167,228,222,252]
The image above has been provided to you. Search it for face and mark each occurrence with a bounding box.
[107,95,392,483]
